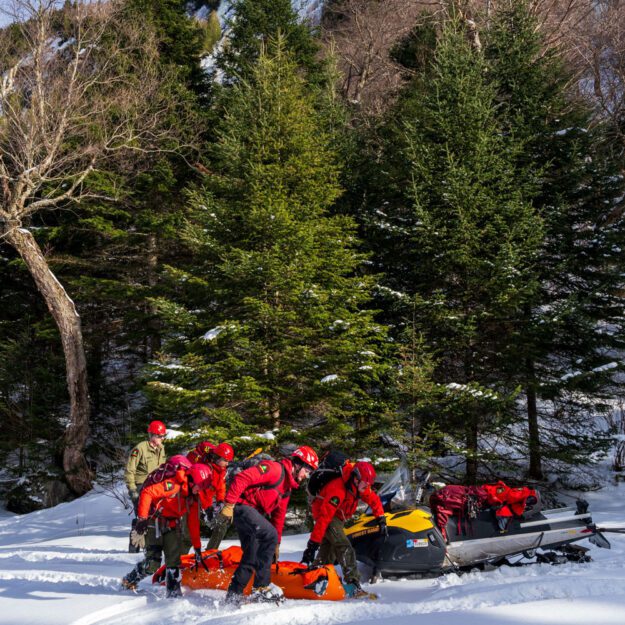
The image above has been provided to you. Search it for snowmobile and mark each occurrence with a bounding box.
[345,466,612,578]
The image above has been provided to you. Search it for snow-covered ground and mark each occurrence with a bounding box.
[0,483,624,625]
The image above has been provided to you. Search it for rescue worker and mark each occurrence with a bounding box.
[203,443,235,550]
[301,460,386,598]
[218,446,319,605]
[121,463,214,598]
[124,420,167,552]
[181,441,234,553]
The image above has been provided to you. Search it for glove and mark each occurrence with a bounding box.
[217,503,234,524]
[194,547,209,571]
[130,490,139,504]
[135,517,149,535]
[377,515,388,537]
[202,507,214,525]
[129,530,146,550]
[301,539,320,566]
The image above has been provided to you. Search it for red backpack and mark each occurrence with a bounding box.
[142,454,192,489]
[429,485,488,541]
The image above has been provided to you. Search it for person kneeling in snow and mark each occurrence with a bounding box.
[302,461,386,598]
[120,463,214,598]
[218,446,319,605]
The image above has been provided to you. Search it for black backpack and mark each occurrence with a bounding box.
[226,452,274,487]
[307,450,349,497]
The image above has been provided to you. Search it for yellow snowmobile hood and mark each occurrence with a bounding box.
[345,508,435,539]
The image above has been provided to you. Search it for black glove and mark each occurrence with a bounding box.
[135,517,148,535]
[202,506,214,525]
[130,490,139,504]
[194,547,209,571]
[301,540,320,566]
[377,515,388,537]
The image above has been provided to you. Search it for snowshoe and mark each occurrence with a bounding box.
[248,583,285,604]
[121,566,145,592]
[120,577,138,592]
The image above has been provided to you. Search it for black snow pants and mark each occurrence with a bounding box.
[227,504,278,595]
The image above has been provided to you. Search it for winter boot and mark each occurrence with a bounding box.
[120,566,145,592]
[342,580,370,599]
[165,567,182,598]
[249,583,285,604]
[224,589,243,607]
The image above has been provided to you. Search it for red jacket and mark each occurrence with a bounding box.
[310,463,384,543]
[205,463,226,507]
[224,458,299,541]
[483,481,537,518]
[137,469,202,549]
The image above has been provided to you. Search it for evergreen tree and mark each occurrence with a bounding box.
[217,0,322,83]
[366,17,544,481]
[485,0,625,480]
[148,38,391,444]
[124,0,209,97]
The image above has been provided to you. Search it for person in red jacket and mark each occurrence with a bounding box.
[204,442,234,549]
[185,441,234,549]
[302,460,386,597]
[217,445,319,605]
[120,463,214,598]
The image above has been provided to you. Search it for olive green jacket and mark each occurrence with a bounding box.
[124,440,166,494]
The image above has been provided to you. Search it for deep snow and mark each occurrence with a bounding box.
[0,483,624,625]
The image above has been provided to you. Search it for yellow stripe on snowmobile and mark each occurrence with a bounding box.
[345,508,435,538]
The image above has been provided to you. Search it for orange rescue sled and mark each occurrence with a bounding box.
[152,546,346,601]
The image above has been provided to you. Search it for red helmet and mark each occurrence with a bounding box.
[291,446,319,471]
[213,442,234,462]
[188,463,213,490]
[147,420,166,436]
[197,441,215,456]
[352,461,376,486]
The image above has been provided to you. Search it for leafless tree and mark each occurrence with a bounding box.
[572,3,625,123]
[0,0,191,495]
[321,0,433,117]
[321,0,599,118]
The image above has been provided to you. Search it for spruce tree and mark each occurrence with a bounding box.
[367,17,544,482]
[148,38,390,444]
[485,0,625,480]
[217,0,322,83]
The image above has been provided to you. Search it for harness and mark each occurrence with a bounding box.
[239,463,290,512]
[260,464,288,495]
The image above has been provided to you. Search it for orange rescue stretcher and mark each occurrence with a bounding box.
[152,546,347,601]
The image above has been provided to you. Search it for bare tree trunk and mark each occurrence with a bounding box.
[525,359,543,480]
[465,414,478,484]
[5,226,93,495]
[146,233,161,357]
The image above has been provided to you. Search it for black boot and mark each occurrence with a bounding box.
[225,588,242,606]
[121,565,145,591]
[165,567,182,598]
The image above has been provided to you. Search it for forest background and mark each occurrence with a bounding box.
[2,0,625,514]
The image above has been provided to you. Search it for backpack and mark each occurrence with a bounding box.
[429,484,488,540]
[307,450,350,498]
[142,454,192,489]
[226,452,274,487]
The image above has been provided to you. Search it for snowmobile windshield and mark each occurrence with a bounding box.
[373,461,418,511]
